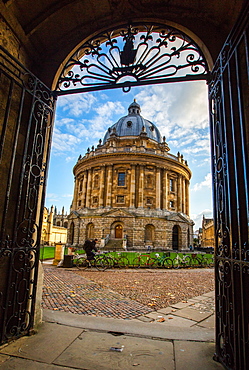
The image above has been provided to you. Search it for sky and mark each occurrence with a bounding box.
[45,80,213,230]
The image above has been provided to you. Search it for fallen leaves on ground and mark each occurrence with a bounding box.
[75,269,214,310]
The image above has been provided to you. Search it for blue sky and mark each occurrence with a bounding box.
[45,81,213,230]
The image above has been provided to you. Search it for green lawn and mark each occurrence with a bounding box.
[39,247,213,268]
[39,246,56,260]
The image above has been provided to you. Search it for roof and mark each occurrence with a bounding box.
[103,101,162,144]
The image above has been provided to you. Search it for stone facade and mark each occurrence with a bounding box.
[41,206,67,246]
[199,216,215,249]
[68,101,194,250]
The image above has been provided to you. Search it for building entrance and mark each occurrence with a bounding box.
[0,4,249,369]
[115,225,123,239]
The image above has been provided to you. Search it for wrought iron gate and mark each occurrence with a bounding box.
[209,4,249,369]
[0,47,56,344]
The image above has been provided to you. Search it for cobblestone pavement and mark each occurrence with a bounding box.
[42,266,153,319]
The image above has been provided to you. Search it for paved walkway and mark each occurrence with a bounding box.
[0,262,224,369]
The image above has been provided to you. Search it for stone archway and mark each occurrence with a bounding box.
[1,5,249,367]
[172,225,181,250]
[69,222,75,244]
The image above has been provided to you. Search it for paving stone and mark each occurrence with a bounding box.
[0,322,83,363]
[170,300,196,309]
[0,357,70,369]
[203,291,215,298]
[54,330,174,370]
[42,267,153,319]
[156,306,175,315]
[171,307,212,322]
[156,315,196,327]
[174,341,224,369]
[197,314,215,329]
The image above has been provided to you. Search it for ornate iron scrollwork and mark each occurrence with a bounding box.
[56,23,209,94]
[0,46,56,344]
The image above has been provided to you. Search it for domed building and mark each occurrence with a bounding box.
[68,100,194,250]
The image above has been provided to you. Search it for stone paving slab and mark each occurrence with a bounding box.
[0,356,70,369]
[43,309,215,342]
[0,322,83,363]
[171,306,212,322]
[197,314,215,329]
[142,311,196,327]
[54,330,175,370]
[169,299,197,310]
[174,341,223,369]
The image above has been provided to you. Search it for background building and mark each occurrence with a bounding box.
[68,101,194,250]
[41,206,68,246]
[199,215,215,249]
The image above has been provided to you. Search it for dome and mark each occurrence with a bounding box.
[103,100,162,144]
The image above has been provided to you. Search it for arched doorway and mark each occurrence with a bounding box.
[1,6,249,367]
[172,225,181,250]
[115,225,123,239]
[69,222,75,244]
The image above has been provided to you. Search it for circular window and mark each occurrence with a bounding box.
[127,121,132,127]
[150,125,154,131]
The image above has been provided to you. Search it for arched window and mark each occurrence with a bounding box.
[145,224,155,242]
[79,180,83,192]
[56,221,60,226]
[64,222,68,228]
[69,222,75,244]
[172,225,181,250]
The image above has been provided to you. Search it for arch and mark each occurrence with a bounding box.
[145,224,155,242]
[86,222,94,239]
[55,22,212,95]
[69,222,75,244]
[56,221,61,226]
[172,225,181,250]
[64,221,68,228]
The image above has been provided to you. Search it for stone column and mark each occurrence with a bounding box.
[99,166,105,207]
[72,176,79,210]
[130,164,136,207]
[106,165,113,207]
[156,168,161,209]
[186,180,190,216]
[182,177,186,214]
[82,171,87,207]
[85,169,92,208]
[177,175,182,212]
[162,169,168,209]
[138,165,144,208]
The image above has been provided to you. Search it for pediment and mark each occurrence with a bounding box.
[101,208,135,218]
[167,212,194,224]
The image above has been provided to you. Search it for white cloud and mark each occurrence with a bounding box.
[192,173,212,191]
[94,101,125,118]
[57,93,96,117]
[191,209,213,230]
[51,128,82,154]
